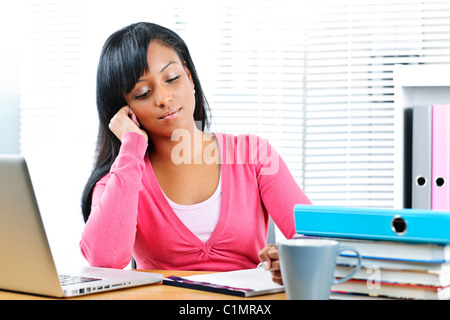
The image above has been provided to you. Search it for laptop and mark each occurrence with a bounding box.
[0,155,163,298]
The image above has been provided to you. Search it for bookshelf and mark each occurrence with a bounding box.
[393,64,450,209]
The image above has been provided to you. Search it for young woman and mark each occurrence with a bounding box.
[80,22,311,276]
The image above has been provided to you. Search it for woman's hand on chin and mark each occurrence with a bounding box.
[109,106,148,142]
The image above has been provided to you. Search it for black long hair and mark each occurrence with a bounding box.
[81,22,210,222]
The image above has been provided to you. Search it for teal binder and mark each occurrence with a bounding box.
[294,205,450,244]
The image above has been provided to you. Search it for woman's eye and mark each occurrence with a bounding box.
[167,75,180,83]
[135,90,150,100]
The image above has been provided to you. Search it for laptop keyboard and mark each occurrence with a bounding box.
[59,274,102,286]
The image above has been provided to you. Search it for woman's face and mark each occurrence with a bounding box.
[124,41,196,138]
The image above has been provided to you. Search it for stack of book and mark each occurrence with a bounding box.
[294,205,450,300]
[331,238,450,299]
[411,104,450,210]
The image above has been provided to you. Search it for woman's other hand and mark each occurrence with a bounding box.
[258,244,283,285]
[109,106,148,142]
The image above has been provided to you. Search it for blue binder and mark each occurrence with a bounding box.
[294,205,450,244]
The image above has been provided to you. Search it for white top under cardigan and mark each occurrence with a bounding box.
[163,174,222,242]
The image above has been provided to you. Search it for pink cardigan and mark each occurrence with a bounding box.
[80,132,311,270]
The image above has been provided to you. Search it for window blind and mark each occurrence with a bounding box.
[19,0,91,265]
[301,0,450,208]
[18,0,450,264]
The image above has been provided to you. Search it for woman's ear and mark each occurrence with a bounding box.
[129,108,141,128]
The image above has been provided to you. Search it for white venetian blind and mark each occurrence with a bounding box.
[301,0,450,208]
[19,0,93,265]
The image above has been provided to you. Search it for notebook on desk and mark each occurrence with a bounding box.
[163,267,284,297]
[0,155,162,298]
